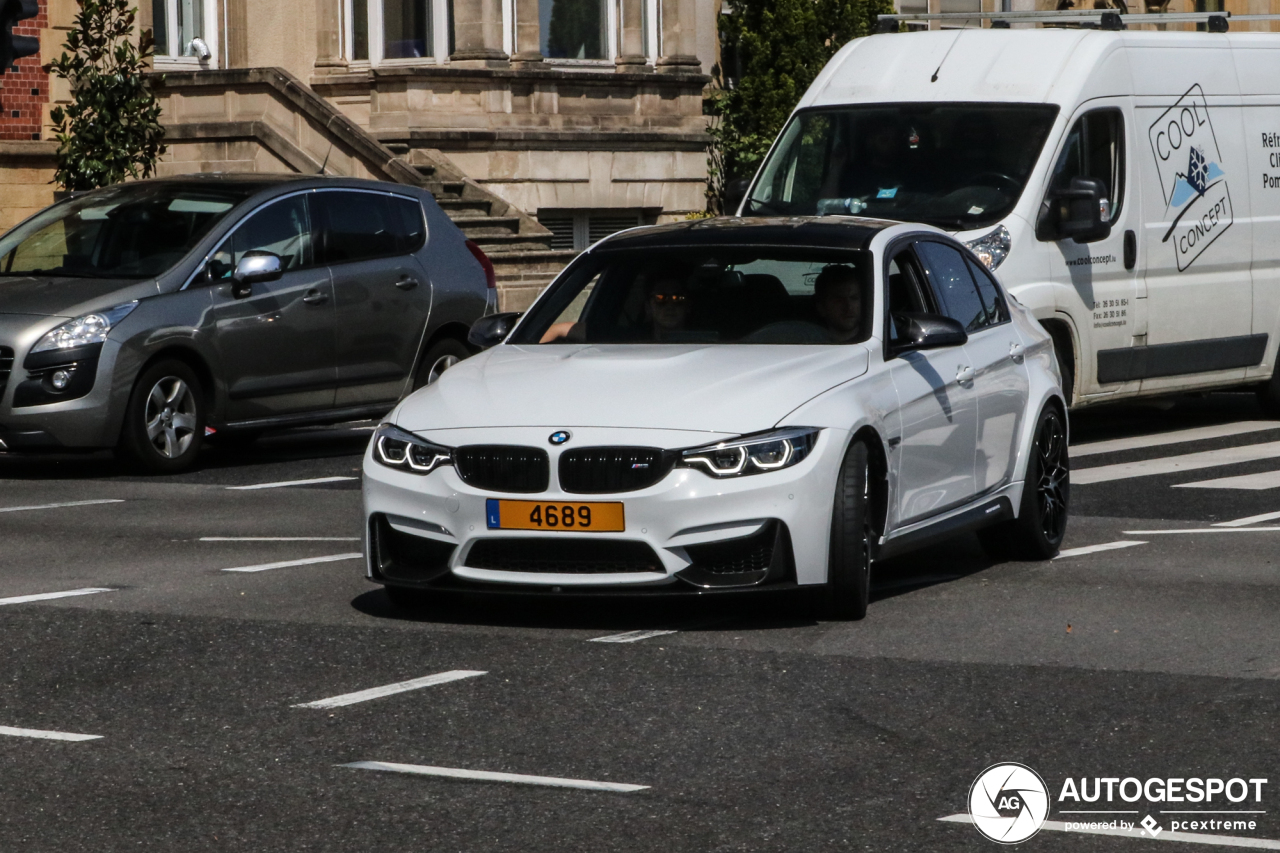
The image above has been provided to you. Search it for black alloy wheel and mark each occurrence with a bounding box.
[821,439,873,620]
[118,359,206,474]
[979,405,1070,560]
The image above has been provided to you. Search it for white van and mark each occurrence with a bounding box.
[739,26,1280,411]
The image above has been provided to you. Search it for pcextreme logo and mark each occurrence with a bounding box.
[1148,83,1234,272]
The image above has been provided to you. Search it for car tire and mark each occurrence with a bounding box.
[821,439,873,621]
[978,404,1070,560]
[118,359,206,474]
[413,338,471,391]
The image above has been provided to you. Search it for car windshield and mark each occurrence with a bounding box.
[0,183,253,279]
[744,103,1059,230]
[511,245,871,346]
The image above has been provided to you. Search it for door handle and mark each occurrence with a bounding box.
[302,289,329,305]
[395,276,419,290]
[1009,342,1025,364]
[957,365,976,384]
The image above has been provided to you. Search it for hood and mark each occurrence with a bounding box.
[395,344,871,434]
[0,275,159,318]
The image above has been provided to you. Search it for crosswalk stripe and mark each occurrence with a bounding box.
[1213,509,1280,527]
[588,629,678,644]
[1071,421,1280,458]
[1173,469,1280,490]
[341,761,649,793]
[1054,540,1146,559]
[295,671,487,709]
[1072,440,1280,485]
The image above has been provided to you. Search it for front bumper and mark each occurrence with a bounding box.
[362,425,848,592]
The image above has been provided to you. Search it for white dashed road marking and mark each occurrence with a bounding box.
[1123,528,1280,535]
[1174,469,1280,490]
[1071,421,1280,458]
[200,537,360,542]
[294,671,486,709]
[1054,541,1147,559]
[1214,509,1280,527]
[0,726,102,742]
[0,588,114,606]
[227,477,358,491]
[0,499,124,514]
[938,814,1280,849]
[221,553,362,573]
[1073,441,1280,485]
[588,629,679,643]
[341,761,649,793]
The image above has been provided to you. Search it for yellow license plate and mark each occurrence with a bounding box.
[486,499,624,532]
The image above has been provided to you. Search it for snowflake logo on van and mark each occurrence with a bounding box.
[1148,84,1234,272]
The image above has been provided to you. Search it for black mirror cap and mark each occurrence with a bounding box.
[723,178,752,215]
[468,312,523,349]
[892,312,968,352]
[1036,176,1113,244]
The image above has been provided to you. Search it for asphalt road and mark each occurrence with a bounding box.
[1,396,1278,852]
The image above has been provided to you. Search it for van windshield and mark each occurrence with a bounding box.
[744,104,1059,230]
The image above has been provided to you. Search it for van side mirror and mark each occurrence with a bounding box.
[1036,176,1113,244]
[891,312,968,353]
[723,178,752,215]
[468,312,522,349]
[230,252,283,297]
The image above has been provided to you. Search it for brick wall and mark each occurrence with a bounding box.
[0,0,50,141]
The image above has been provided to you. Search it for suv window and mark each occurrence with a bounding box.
[1050,109,1125,220]
[207,195,312,281]
[313,192,425,264]
[914,240,999,332]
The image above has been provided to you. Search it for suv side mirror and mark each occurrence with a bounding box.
[230,252,283,297]
[468,312,522,349]
[1036,176,1113,244]
[723,178,752,215]
[891,312,968,352]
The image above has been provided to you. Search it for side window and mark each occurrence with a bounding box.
[965,257,1009,326]
[914,241,991,332]
[1050,109,1125,220]
[313,191,424,264]
[886,251,932,344]
[207,195,311,281]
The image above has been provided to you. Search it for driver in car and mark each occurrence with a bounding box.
[813,264,865,342]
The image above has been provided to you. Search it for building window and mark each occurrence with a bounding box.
[152,0,219,66]
[539,209,646,251]
[540,0,608,60]
[346,0,447,64]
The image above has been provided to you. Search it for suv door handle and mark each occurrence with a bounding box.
[1009,342,1025,363]
[957,365,976,384]
[395,276,419,290]
[302,289,329,305]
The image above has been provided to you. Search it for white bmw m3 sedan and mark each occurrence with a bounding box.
[362,217,1069,619]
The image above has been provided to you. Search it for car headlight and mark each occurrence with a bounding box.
[964,225,1011,271]
[679,427,820,478]
[31,302,139,353]
[372,423,453,475]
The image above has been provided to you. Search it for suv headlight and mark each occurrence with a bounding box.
[679,427,820,478]
[963,225,1011,271]
[31,302,139,353]
[373,424,453,475]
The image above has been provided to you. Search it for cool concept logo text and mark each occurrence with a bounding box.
[1148,84,1234,272]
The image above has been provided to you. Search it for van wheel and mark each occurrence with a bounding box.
[821,440,872,621]
[413,338,470,390]
[118,359,206,474]
[978,405,1070,560]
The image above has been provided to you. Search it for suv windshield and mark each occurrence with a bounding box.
[744,104,1059,230]
[512,246,871,346]
[0,183,254,279]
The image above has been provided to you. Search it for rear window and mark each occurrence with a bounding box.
[512,246,872,346]
[313,191,425,264]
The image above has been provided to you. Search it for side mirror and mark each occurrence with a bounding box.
[1036,176,1113,244]
[723,178,752,215]
[468,312,522,349]
[891,312,968,352]
[230,252,283,297]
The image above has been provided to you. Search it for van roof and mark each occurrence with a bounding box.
[804,29,1280,110]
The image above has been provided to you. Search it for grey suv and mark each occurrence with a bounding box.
[0,175,494,472]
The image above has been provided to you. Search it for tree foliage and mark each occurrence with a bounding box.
[707,0,893,211]
[44,0,166,192]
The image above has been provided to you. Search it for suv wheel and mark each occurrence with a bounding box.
[413,338,470,390]
[119,359,205,474]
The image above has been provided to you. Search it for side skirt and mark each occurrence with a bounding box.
[877,496,1015,561]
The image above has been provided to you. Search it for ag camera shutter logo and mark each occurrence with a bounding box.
[969,763,1050,844]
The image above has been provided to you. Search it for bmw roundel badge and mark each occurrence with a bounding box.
[549,431,571,445]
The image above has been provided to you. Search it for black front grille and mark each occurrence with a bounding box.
[0,347,13,398]
[466,538,663,574]
[455,445,549,493]
[559,447,673,494]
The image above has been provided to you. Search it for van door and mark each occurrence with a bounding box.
[1042,104,1144,400]
[1135,72,1257,392]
